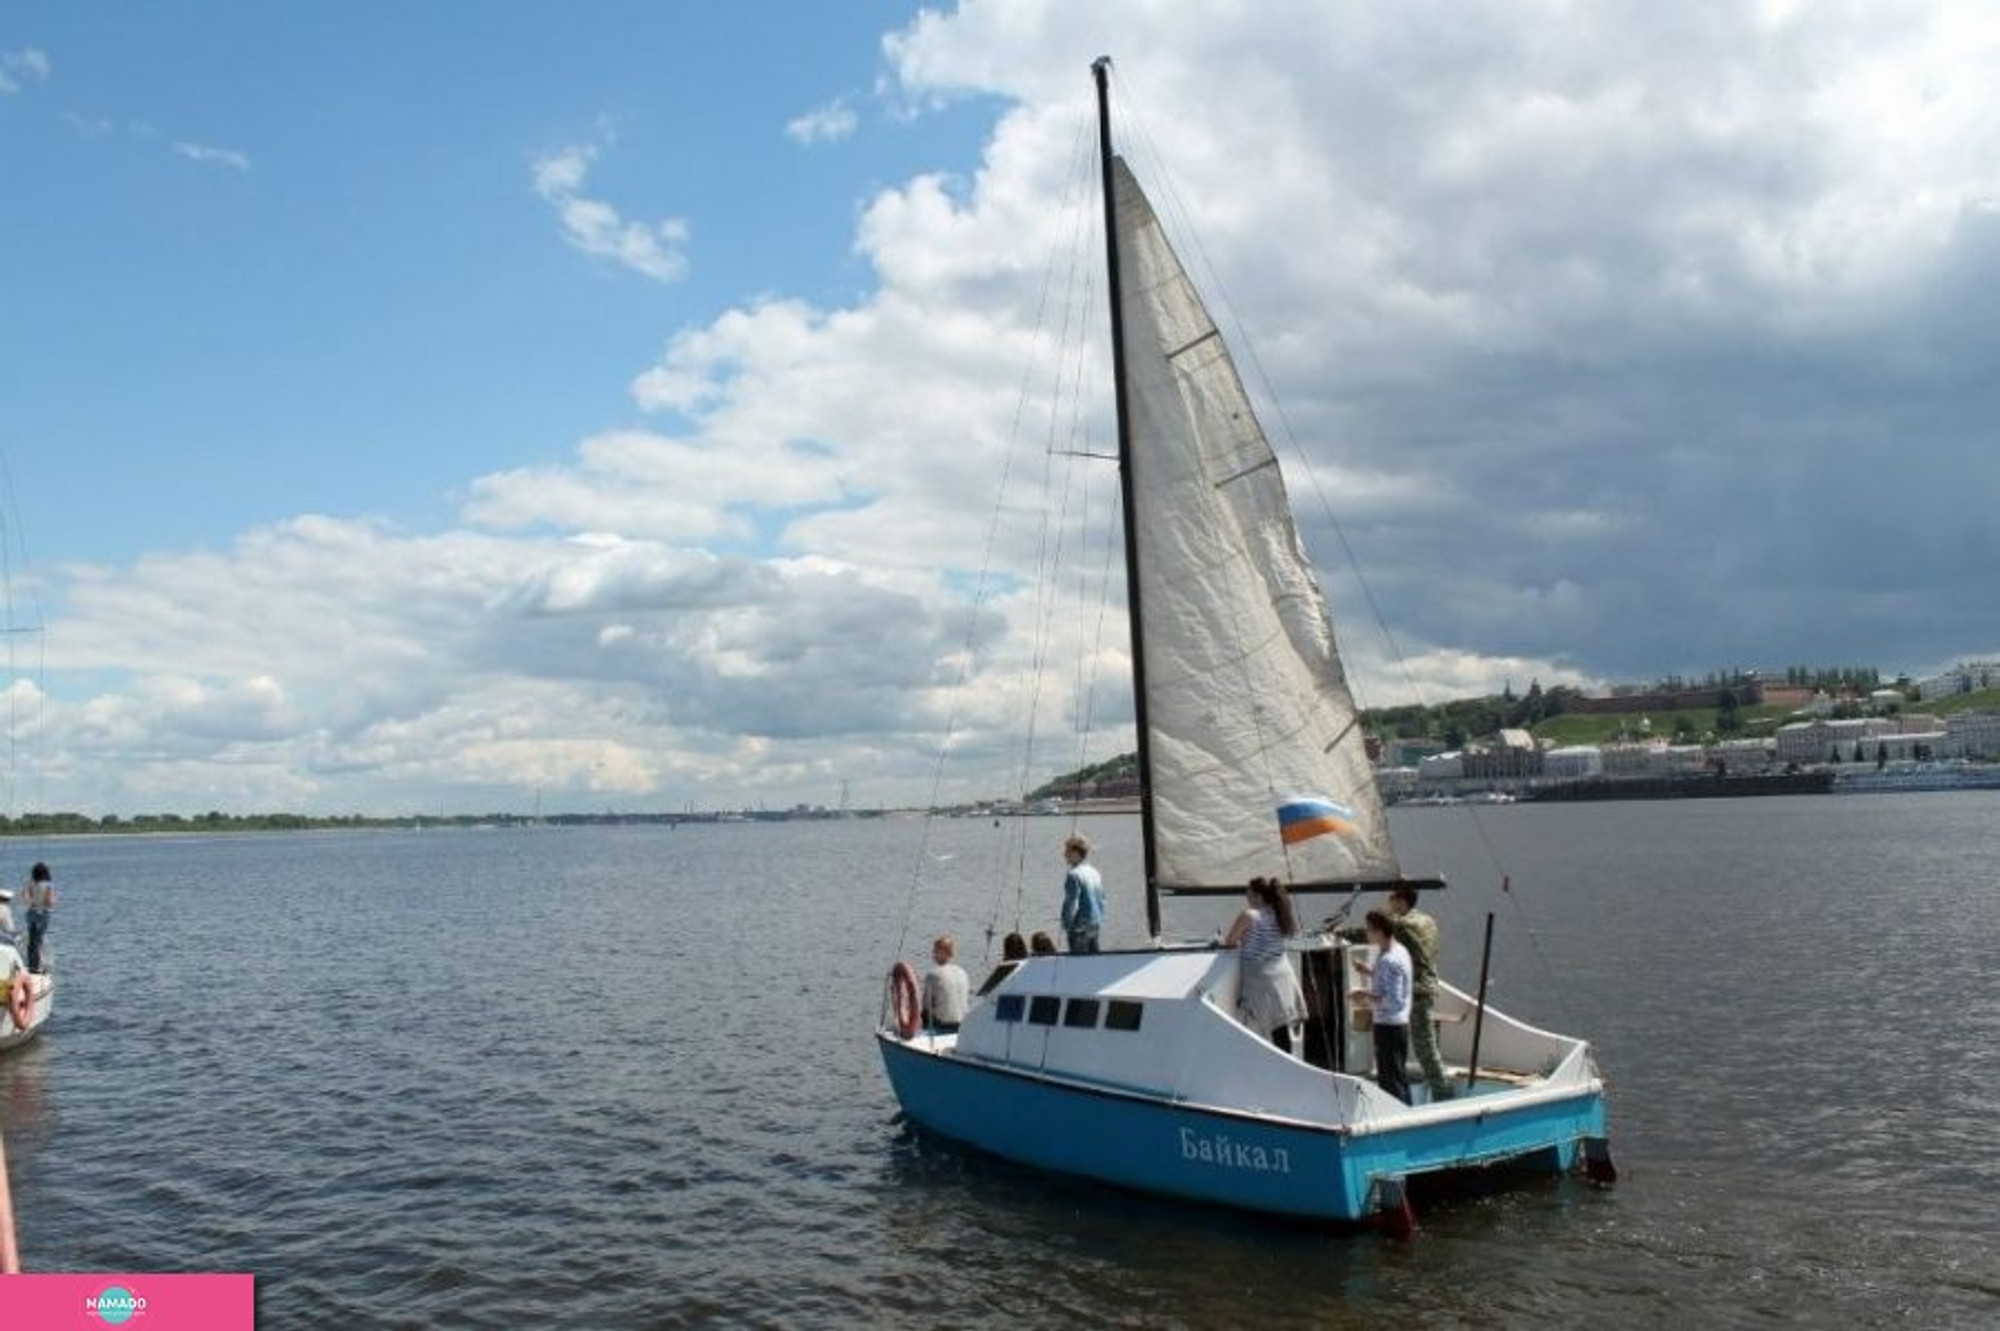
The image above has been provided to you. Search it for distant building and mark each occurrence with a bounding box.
[1758,684,1815,709]
[1542,746,1604,780]
[1382,736,1447,768]
[1376,766,1420,802]
[1863,731,1947,762]
[1776,716,1901,764]
[1462,730,1542,780]
[1706,738,1774,774]
[1946,712,2000,759]
[1565,681,1764,715]
[1417,751,1464,784]
[1598,742,1706,778]
[1916,661,2000,698]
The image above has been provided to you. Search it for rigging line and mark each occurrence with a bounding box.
[1110,79,1581,1039]
[1488,871,1586,1037]
[1121,75,1444,754]
[1068,459,1123,795]
[993,111,1102,951]
[1061,264,1118,805]
[1008,296,1090,920]
[1197,266,1588,1024]
[896,110,1098,964]
[0,449,44,840]
[1106,73,1352,887]
[1114,70,1555,923]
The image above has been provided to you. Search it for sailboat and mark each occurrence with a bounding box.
[876,59,1612,1226]
[0,917,50,1054]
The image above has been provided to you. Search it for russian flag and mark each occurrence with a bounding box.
[1276,796,1357,845]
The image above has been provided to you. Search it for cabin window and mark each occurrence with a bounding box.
[1105,1000,1144,1032]
[1062,998,1101,1029]
[1028,995,1062,1026]
[994,994,1026,1023]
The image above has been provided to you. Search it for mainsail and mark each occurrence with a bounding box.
[1112,158,1400,890]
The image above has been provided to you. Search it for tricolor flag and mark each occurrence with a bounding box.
[1276,796,1357,845]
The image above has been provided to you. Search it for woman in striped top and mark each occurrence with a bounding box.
[1225,877,1307,1053]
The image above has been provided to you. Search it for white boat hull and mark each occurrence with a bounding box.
[0,945,52,1052]
[878,948,1608,1223]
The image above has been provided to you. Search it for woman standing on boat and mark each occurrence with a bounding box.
[22,863,53,975]
[1225,878,1306,1053]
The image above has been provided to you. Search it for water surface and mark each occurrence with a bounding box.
[3,798,1996,1326]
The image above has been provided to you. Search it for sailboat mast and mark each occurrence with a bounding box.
[1091,57,1162,940]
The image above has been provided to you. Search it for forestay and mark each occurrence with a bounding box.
[1112,158,1398,890]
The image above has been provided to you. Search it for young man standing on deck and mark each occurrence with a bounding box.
[1059,835,1105,954]
[1344,885,1450,1101]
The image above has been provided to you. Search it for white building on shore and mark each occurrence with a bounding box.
[1946,712,2000,759]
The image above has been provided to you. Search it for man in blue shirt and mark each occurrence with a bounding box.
[1059,835,1106,953]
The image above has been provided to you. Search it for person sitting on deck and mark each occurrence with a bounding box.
[977,933,1029,997]
[922,935,970,1035]
[1029,931,1058,956]
[0,888,15,950]
[1350,910,1413,1105]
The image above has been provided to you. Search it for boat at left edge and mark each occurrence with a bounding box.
[0,897,52,1053]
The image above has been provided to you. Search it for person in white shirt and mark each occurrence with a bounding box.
[922,935,970,1034]
[1350,909,1413,1104]
[0,888,16,950]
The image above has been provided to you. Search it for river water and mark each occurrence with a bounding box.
[1,797,1995,1327]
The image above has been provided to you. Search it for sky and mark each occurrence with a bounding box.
[2,0,1997,817]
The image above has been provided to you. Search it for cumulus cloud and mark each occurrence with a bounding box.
[171,140,252,171]
[786,98,858,144]
[531,138,690,282]
[40,513,1005,813]
[883,0,2000,688]
[0,47,51,94]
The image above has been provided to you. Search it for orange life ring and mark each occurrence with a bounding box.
[888,961,922,1040]
[5,971,28,1033]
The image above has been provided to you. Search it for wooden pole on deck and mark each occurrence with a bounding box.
[1464,911,1496,1093]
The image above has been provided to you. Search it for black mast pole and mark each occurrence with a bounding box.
[1092,56,1162,941]
[1464,911,1497,1093]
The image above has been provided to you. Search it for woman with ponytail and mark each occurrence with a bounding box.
[1225,877,1307,1053]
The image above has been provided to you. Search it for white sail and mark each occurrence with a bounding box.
[1113,158,1400,889]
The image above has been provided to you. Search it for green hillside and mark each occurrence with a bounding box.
[1529,703,1794,747]
[1917,687,2000,715]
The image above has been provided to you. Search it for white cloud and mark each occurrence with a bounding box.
[786,98,858,145]
[0,46,51,94]
[531,139,690,283]
[171,140,252,171]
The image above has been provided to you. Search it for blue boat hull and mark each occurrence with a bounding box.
[879,1033,1607,1222]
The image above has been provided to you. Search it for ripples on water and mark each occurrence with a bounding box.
[2,800,1996,1327]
